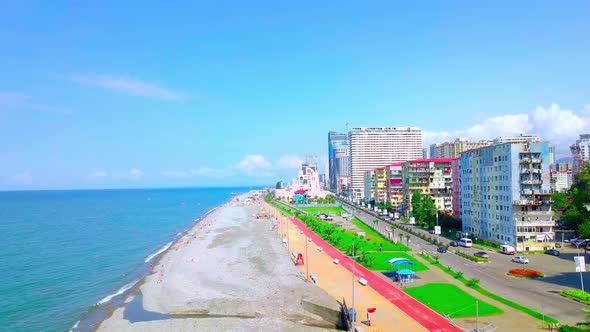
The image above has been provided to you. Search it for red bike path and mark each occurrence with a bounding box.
[289,216,462,332]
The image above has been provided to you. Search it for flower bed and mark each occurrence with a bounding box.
[507,269,544,278]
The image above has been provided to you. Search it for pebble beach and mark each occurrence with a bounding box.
[97,193,341,331]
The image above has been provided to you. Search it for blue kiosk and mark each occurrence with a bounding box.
[387,258,415,285]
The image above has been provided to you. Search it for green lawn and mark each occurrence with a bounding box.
[404,283,503,318]
[350,217,409,251]
[361,252,428,271]
[300,206,344,215]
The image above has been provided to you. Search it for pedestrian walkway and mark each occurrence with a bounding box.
[288,215,462,332]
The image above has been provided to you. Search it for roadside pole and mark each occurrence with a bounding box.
[305,236,309,281]
[352,241,356,322]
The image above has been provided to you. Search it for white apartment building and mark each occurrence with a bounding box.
[430,138,492,159]
[552,171,573,193]
[571,134,590,175]
[492,134,540,145]
[460,142,554,251]
[349,127,422,201]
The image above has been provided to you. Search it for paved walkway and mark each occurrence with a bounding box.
[265,202,426,332]
[287,215,462,332]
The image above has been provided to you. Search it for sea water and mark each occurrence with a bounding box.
[0,187,249,332]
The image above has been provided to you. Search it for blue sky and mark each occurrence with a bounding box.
[1,1,589,190]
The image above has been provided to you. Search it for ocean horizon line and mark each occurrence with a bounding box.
[0,184,269,193]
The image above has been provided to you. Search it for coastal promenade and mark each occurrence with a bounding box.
[285,215,462,332]
[271,210,426,331]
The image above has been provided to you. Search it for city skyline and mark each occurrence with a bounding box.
[1,1,590,190]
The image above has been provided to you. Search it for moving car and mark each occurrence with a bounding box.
[437,246,447,253]
[458,238,473,248]
[545,249,560,256]
[449,241,459,247]
[500,244,515,255]
[512,256,529,264]
[474,251,489,259]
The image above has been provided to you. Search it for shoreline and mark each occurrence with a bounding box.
[94,192,341,331]
[72,199,232,332]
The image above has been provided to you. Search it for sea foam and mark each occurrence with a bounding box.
[144,242,173,263]
[95,280,139,306]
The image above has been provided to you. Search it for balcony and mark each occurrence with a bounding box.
[520,180,543,185]
[515,220,555,227]
[513,199,553,206]
[519,158,542,164]
[521,169,542,174]
[516,210,551,215]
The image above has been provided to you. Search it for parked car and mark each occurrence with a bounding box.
[449,241,459,247]
[429,229,435,234]
[512,256,529,264]
[572,239,588,247]
[545,249,560,256]
[474,251,489,259]
[437,246,447,253]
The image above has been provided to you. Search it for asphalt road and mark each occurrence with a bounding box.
[339,200,590,325]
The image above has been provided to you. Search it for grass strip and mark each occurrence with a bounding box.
[404,283,503,317]
[300,206,344,215]
[561,290,590,306]
[417,253,559,324]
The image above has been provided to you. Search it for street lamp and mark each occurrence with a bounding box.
[305,236,310,281]
[425,208,440,243]
[346,241,360,322]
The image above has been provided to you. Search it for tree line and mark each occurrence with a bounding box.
[553,163,590,238]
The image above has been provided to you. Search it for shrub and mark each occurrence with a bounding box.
[561,289,590,305]
[467,278,480,287]
[456,250,488,262]
[454,271,464,279]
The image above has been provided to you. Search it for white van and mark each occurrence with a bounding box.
[459,238,473,248]
[500,244,515,255]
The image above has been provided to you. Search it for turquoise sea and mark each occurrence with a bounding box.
[0,187,249,332]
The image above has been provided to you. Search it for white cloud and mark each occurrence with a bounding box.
[9,171,33,184]
[160,153,304,180]
[0,92,28,106]
[193,167,232,177]
[161,170,190,178]
[0,91,73,114]
[129,168,143,179]
[425,103,590,157]
[160,167,233,179]
[276,154,303,169]
[89,171,107,178]
[67,74,189,101]
[235,154,273,177]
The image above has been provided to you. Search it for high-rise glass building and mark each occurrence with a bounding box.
[328,131,350,193]
[348,127,422,201]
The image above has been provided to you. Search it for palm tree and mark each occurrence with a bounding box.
[398,233,403,244]
[405,234,411,247]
